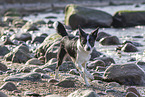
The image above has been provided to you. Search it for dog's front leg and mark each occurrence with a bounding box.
[82,63,94,81]
[76,63,91,87]
[55,68,59,79]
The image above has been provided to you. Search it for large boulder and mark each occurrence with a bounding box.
[65,4,112,29]
[103,63,145,85]
[112,10,145,28]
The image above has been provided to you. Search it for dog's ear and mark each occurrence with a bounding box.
[53,21,68,37]
[91,27,99,38]
[78,26,86,37]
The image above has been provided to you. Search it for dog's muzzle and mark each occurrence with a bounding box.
[86,47,91,51]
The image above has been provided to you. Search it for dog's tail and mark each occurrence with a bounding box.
[53,21,68,37]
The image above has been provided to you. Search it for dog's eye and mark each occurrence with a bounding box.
[82,40,86,44]
[90,40,94,43]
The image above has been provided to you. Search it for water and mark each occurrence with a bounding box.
[23,4,145,66]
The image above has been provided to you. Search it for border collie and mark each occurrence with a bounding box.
[54,22,99,86]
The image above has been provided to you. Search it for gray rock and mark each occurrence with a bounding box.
[121,43,138,52]
[87,60,105,69]
[12,49,31,63]
[105,89,117,93]
[10,32,32,41]
[21,21,39,32]
[42,60,75,71]
[31,35,47,43]
[112,10,145,28]
[24,91,40,96]
[68,89,99,97]
[103,63,145,85]
[48,78,59,83]
[0,62,7,71]
[96,32,111,41]
[0,82,18,91]
[4,72,41,81]
[90,48,102,60]
[45,94,63,97]
[41,74,50,79]
[123,40,143,47]
[0,45,10,56]
[0,91,8,97]
[43,68,53,72]
[33,68,46,74]
[16,44,30,53]
[56,79,75,88]
[25,58,44,65]
[137,61,145,65]
[125,92,138,97]
[20,67,32,73]
[99,36,120,45]
[65,4,112,29]
[5,44,31,63]
[97,92,107,96]
[132,35,143,38]
[95,57,115,66]
[108,82,120,87]
[126,87,141,97]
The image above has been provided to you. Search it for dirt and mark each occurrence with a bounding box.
[0,59,129,97]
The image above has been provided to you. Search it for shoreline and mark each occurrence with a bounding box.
[0,0,145,14]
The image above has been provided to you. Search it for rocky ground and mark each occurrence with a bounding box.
[0,1,145,97]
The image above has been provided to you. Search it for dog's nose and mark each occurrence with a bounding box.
[87,47,91,51]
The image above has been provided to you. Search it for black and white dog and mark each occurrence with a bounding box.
[54,22,99,86]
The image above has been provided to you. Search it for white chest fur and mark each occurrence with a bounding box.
[76,39,92,64]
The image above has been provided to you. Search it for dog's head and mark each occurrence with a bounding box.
[78,27,99,52]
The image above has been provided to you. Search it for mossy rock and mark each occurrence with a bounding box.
[35,33,61,58]
[21,22,39,32]
[112,10,145,27]
[12,19,27,28]
[65,4,112,29]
